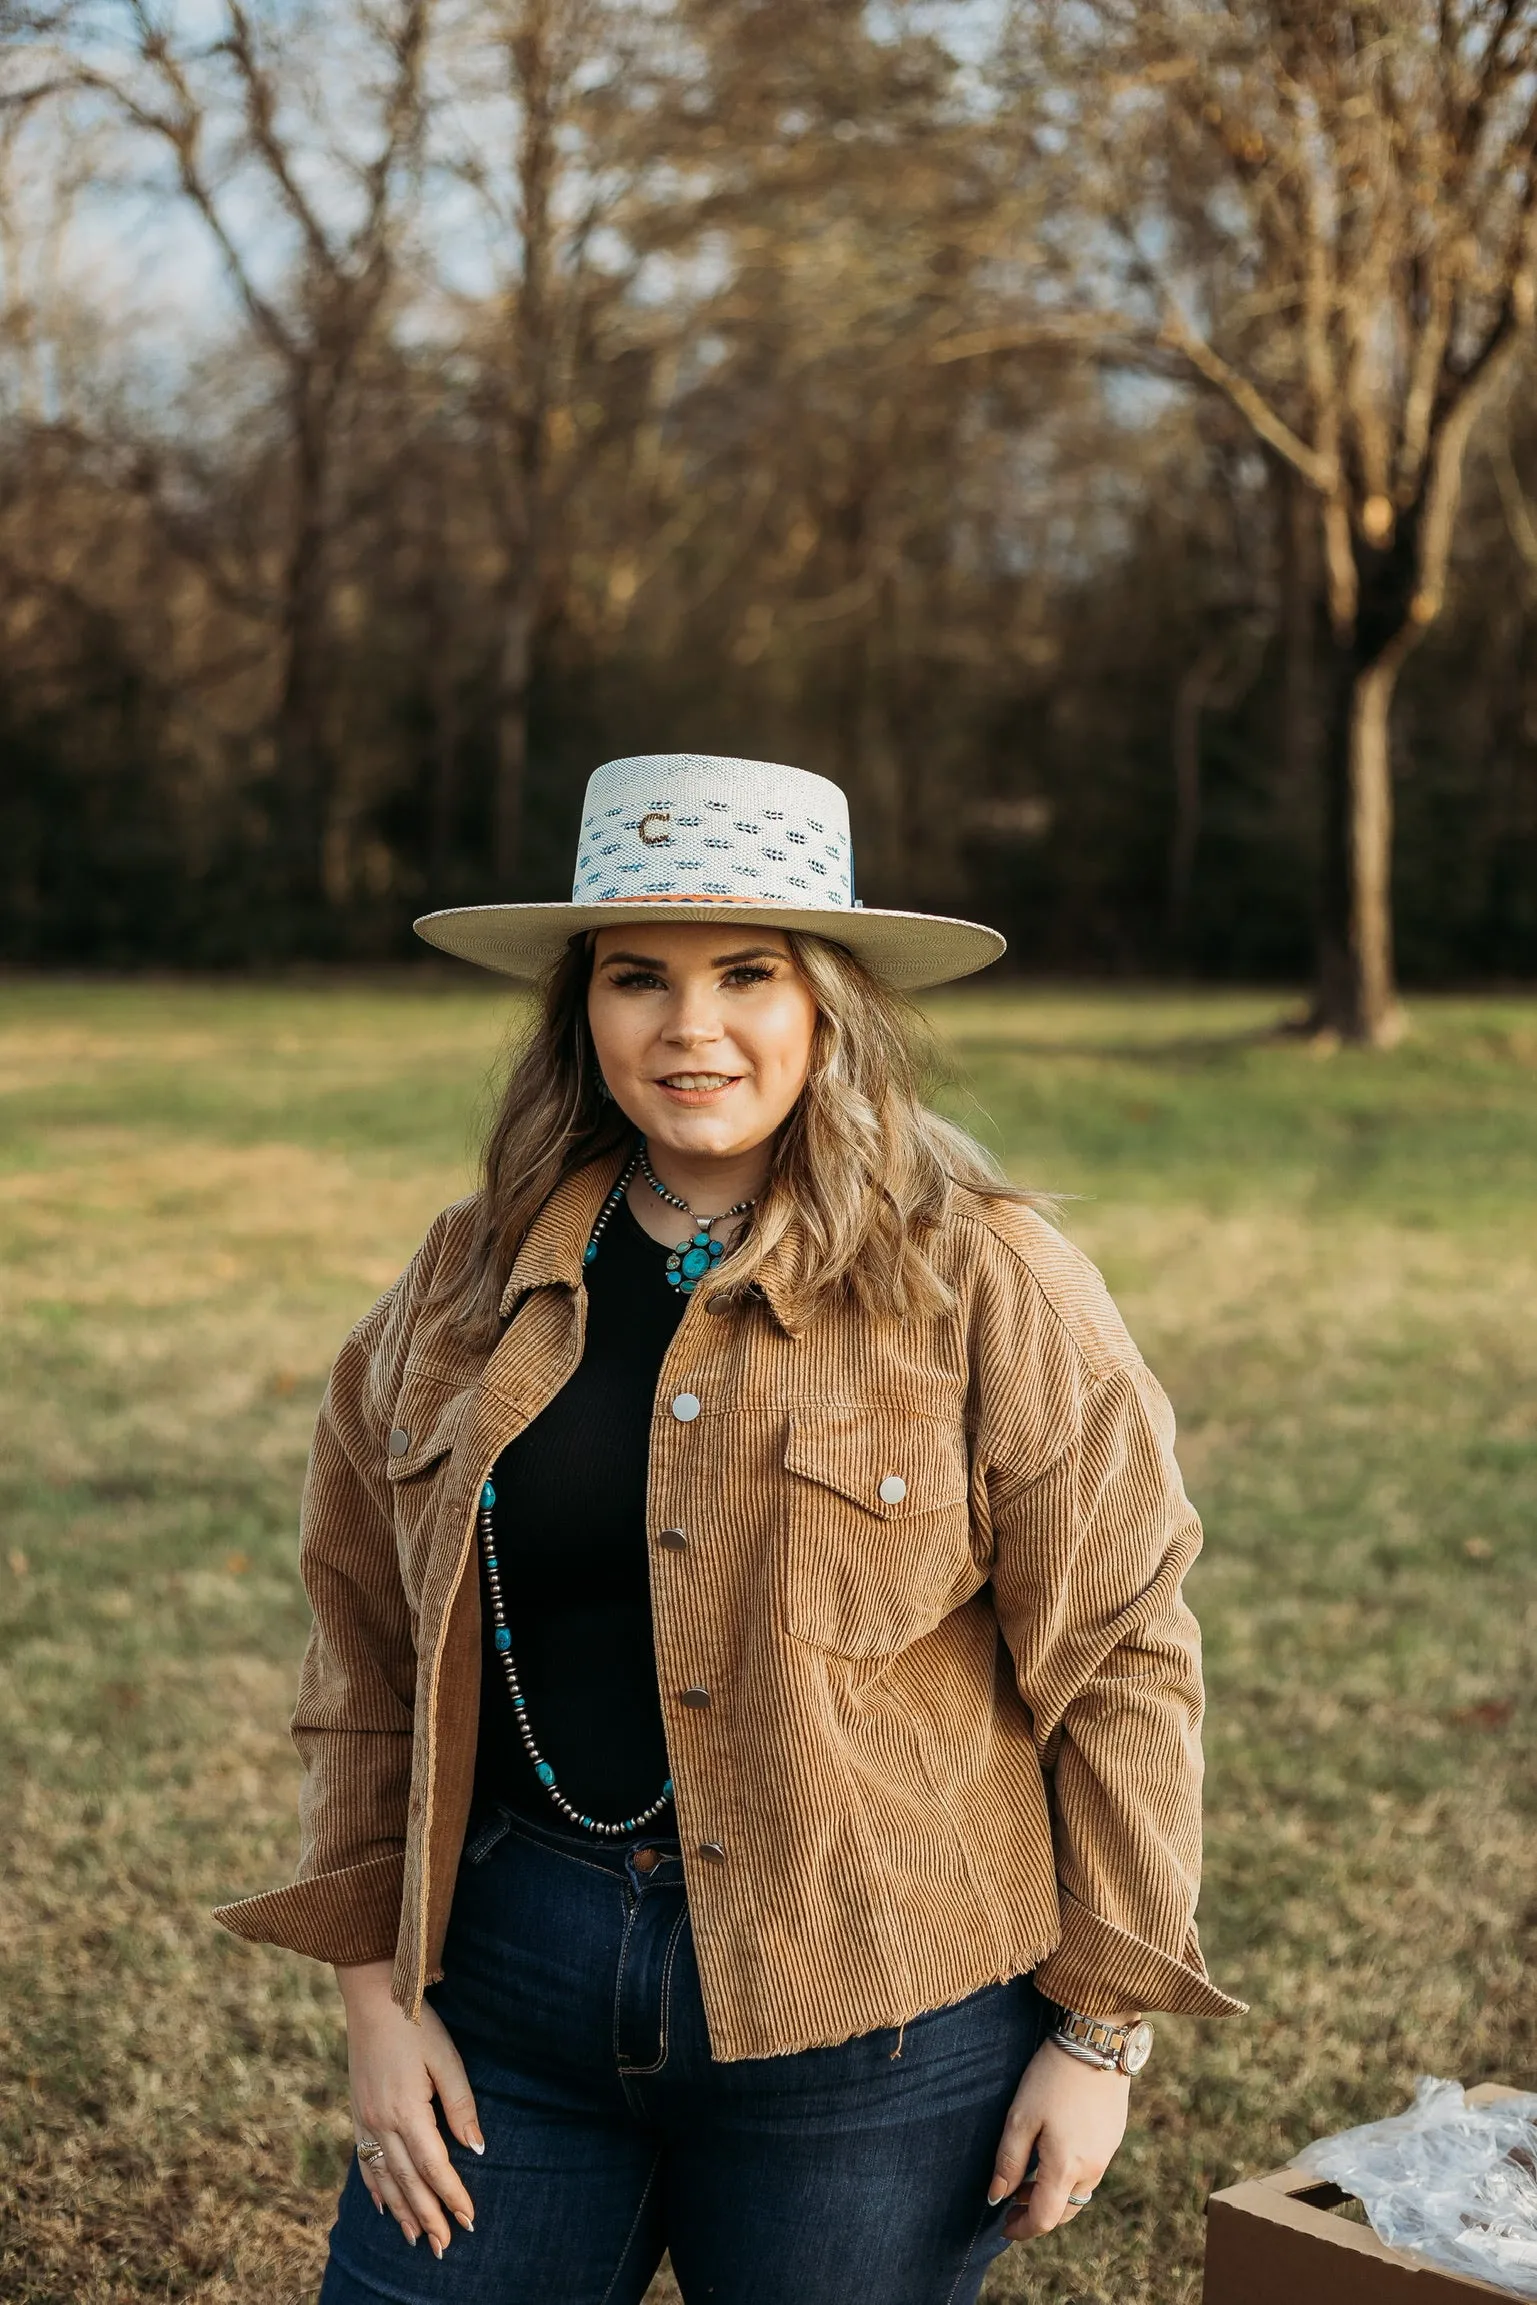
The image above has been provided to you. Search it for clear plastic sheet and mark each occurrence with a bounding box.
[1294,2078,1537,2298]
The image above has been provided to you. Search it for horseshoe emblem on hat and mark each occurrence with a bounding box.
[637,812,672,846]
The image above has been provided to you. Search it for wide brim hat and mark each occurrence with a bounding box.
[414,755,1005,992]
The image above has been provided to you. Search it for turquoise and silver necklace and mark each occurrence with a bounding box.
[479,1138,757,1838]
[636,1141,758,1292]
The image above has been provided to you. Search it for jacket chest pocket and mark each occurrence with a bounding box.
[781,1408,977,1659]
[385,1374,478,1609]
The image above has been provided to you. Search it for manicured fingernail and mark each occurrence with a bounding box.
[456,2212,474,2231]
[429,2235,446,2259]
[375,2197,384,2215]
[404,2229,418,2246]
[468,2128,486,2154]
[987,2183,1007,2205]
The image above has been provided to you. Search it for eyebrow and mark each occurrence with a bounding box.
[597,945,788,969]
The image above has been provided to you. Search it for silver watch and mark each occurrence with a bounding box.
[1051,2009,1155,2076]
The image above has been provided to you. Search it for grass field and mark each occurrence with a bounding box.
[2,976,1534,2304]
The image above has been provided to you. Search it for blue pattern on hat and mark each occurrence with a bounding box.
[568,756,855,911]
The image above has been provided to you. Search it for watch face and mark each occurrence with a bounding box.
[1123,2021,1154,2074]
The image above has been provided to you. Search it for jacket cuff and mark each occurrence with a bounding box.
[1035,1889,1247,2018]
[212,1848,405,1968]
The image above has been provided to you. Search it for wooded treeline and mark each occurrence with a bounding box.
[5,0,1537,1029]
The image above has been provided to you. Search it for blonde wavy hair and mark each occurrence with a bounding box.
[445,929,1028,1348]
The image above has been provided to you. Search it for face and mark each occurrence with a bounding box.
[587,923,819,1162]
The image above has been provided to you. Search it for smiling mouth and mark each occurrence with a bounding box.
[656,1072,741,1093]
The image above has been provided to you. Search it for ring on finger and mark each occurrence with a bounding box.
[356,2140,387,2167]
[1067,2188,1094,2206]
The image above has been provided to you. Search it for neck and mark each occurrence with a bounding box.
[640,1136,772,1221]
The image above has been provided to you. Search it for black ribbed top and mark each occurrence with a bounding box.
[472,1195,687,1827]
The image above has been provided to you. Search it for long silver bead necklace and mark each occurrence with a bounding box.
[479,1140,756,1839]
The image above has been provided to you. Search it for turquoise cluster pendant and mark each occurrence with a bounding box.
[667,1228,725,1293]
[638,1138,757,1295]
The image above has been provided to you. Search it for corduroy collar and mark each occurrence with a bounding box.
[497,1148,802,1335]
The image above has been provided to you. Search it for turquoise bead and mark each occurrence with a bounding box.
[482,1481,496,1508]
[680,1244,712,1281]
[663,1778,673,1798]
[494,1628,511,1651]
[583,1241,597,1264]
[536,1762,555,1785]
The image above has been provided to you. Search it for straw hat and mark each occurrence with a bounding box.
[413,754,1005,992]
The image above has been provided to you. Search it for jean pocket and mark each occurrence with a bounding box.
[463,1809,514,1866]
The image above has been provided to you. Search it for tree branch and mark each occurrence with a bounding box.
[1156,309,1336,490]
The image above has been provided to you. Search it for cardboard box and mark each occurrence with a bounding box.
[1204,2083,1527,2303]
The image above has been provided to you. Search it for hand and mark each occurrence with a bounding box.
[336,1959,484,2258]
[986,2036,1130,2238]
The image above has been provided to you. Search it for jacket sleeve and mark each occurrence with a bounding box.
[975,1223,1245,2019]
[212,1218,451,1967]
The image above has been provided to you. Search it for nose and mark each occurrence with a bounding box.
[662,981,726,1048]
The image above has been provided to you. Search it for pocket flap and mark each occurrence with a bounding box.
[784,1409,969,1519]
[384,1381,476,1482]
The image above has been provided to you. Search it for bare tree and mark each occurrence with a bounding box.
[436,0,663,886]
[624,0,1052,907]
[1110,0,1537,1039]
[961,0,1537,1038]
[72,0,431,912]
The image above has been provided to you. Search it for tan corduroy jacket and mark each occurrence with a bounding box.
[213,1152,1244,2060]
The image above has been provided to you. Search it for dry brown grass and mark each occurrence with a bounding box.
[2,980,1533,2303]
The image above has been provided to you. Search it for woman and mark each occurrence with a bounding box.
[215,754,1242,2305]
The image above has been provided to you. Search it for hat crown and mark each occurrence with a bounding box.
[571,755,854,911]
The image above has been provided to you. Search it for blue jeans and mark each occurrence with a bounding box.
[318,1804,1053,2305]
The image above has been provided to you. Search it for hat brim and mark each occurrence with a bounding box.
[412,901,1005,992]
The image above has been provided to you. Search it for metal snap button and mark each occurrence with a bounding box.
[699,1841,727,1861]
[680,1685,712,1708]
[670,1392,701,1422]
[658,1526,689,1550]
[878,1474,907,1504]
[388,1428,411,1456]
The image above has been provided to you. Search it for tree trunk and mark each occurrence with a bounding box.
[427,601,462,892]
[489,0,562,893]
[1313,649,1404,1045]
[1278,464,1317,824]
[274,386,334,920]
[1166,640,1225,951]
[493,576,535,888]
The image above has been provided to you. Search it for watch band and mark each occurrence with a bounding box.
[1051,2032,1124,2073]
[1051,2009,1155,2076]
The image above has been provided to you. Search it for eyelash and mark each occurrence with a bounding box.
[608,964,776,991]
